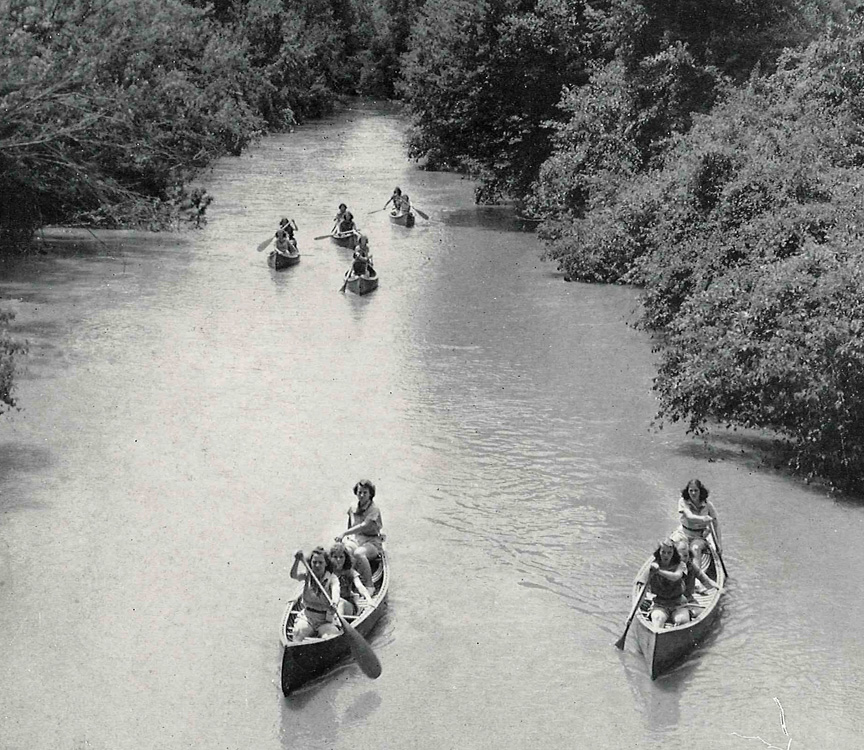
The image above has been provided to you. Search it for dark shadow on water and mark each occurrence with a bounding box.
[437,206,544,233]
[673,429,862,502]
[0,443,54,518]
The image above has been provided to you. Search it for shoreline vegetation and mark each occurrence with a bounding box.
[3,0,864,490]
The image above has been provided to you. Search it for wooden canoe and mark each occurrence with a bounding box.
[331,229,361,248]
[267,248,300,269]
[344,268,379,296]
[631,544,725,679]
[389,209,415,227]
[280,550,389,695]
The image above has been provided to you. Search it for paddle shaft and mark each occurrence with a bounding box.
[302,559,382,679]
[615,581,647,650]
[709,521,729,578]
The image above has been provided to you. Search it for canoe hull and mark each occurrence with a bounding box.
[389,210,415,227]
[280,551,389,695]
[631,545,725,679]
[268,250,300,269]
[331,230,360,248]
[345,271,379,295]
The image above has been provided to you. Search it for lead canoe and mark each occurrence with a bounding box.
[631,544,725,679]
[268,248,300,269]
[389,209,415,227]
[280,550,390,695]
[344,268,379,296]
[331,228,361,248]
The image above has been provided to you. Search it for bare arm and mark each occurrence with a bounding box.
[289,550,306,582]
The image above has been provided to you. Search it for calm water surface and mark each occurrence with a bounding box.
[0,103,862,749]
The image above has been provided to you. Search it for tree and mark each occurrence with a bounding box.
[401,0,589,203]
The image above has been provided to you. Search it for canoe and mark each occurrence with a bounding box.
[389,209,415,227]
[331,229,361,248]
[631,544,725,679]
[280,550,390,695]
[344,268,379,296]
[267,248,300,269]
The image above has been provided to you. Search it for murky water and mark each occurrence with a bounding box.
[0,102,862,749]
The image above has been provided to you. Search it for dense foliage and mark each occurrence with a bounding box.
[401,0,589,203]
[540,20,864,487]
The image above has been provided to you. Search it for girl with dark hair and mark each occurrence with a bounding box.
[334,480,384,587]
[671,478,722,571]
[329,542,373,617]
[289,546,341,641]
[643,540,689,628]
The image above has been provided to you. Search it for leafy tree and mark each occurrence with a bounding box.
[1,0,266,235]
[401,0,589,203]
[551,18,864,487]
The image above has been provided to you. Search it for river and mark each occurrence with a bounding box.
[0,102,861,749]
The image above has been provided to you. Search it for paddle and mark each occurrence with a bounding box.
[368,208,385,215]
[257,236,274,252]
[413,207,429,220]
[339,270,350,293]
[709,521,729,579]
[314,234,333,241]
[302,559,382,679]
[615,581,647,650]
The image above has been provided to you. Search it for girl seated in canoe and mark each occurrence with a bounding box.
[289,546,341,641]
[642,539,690,628]
[352,235,374,275]
[680,544,721,600]
[278,217,298,249]
[329,542,373,617]
[339,211,356,234]
[670,479,722,572]
[333,203,349,230]
[383,187,402,213]
[334,480,384,588]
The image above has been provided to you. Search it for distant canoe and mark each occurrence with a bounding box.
[515,212,543,231]
[631,544,725,679]
[331,229,361,248]
[280,551,389,696]
[268,248,300,269]
[344,268,379,296]
[389,209,415,227]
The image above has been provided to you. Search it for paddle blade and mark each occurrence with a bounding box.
[414,207,429,220]
[256,236,273,252]
[314,234,332,240]
[338,613,382,678]
[614,624,631,650]
[615,583,646,650]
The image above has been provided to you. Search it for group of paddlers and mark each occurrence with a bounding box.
[639,478,724,628]
[273,217,299,257]
[289,480,385,641]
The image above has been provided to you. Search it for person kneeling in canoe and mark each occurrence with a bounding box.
[335,480,384,588]
[289,546,341,641]
[330,542,373,617]
[642,540,690,628]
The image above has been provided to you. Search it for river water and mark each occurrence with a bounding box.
[0,103,862,749]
